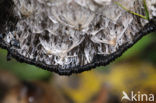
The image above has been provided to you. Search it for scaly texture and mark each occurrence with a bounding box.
[0,0,156,75]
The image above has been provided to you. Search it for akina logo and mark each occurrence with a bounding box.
[121,91,154,102]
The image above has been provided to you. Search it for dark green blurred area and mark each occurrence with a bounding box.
[0,33,156,103]
[0,32,156,80]
[0,50,51,80]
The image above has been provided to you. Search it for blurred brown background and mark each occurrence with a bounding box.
[0,33,156,103]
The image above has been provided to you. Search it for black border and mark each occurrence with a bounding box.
[0,18,156,75]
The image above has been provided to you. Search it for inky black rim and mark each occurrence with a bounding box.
[0,18,156,75]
